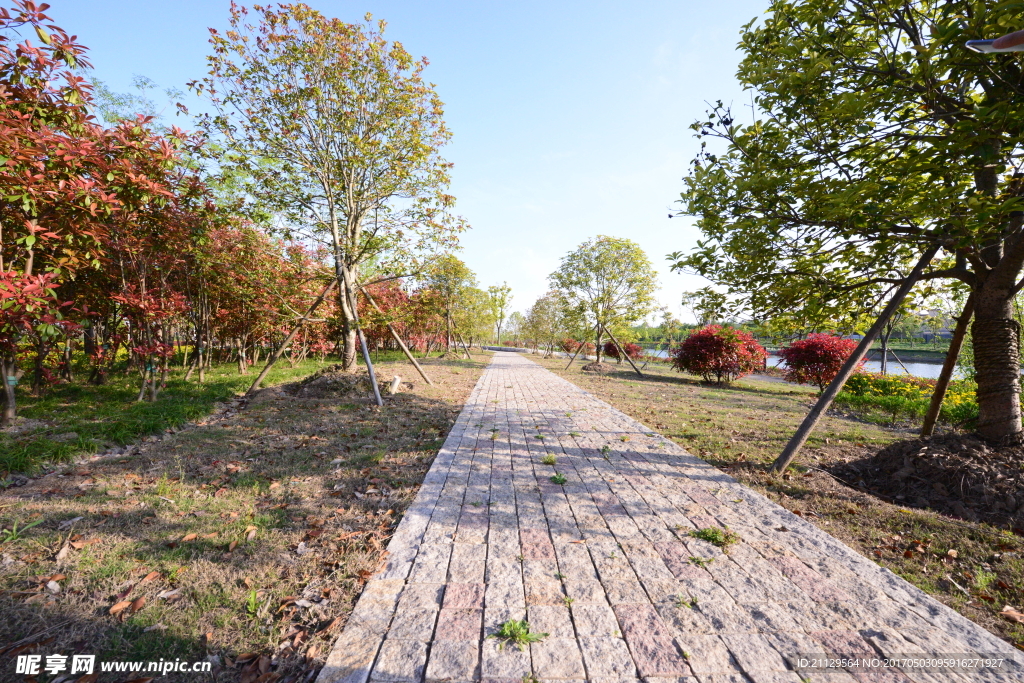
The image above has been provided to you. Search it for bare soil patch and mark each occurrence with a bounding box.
[0,353,490,682]
[831,434,1024,530]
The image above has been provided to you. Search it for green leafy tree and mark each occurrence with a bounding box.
[487,282,513,344]
[524,292,565,356]
[550,236,658,364]
[422,254,476,354]
[195,4,465,372]
[672,1,1024,442]
[681,287,729,327]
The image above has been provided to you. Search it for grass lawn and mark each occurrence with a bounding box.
[0,351,491,682]
[533,353,1024,649]
[0,356,344,476]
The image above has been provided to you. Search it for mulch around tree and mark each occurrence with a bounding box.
[830,433,1024,532]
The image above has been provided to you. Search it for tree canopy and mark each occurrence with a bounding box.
[671,0,1024,442]
[550,235,657,364]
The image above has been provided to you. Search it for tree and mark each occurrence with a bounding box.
[671,325,766,385]
[550,236,657,364]
[421,254,476,354]
[487,282,512,344]
[779,334,862,392]
[196,4,464,372]
[681,287,729,327]
[672,1,1024,442]
[523,292,564,356]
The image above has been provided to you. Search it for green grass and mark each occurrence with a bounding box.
[487,619,548,651]
[541,454,557,466]
[690,527,740,550]
[0,355,336,475]
[550,473,567,485]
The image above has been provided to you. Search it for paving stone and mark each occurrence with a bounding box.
[387,606,438,641]
[532,637,588,678]
[565,578,609,604]
[605,579,650,605]
[719,634,789,672]
[580,636,639,678]
[435,608,483,640]
[525,578,565,605]
[480,637,532,679]
[370,639,428,682]
[673,635,739,674]
[397,583,445,611]
[442,582,485,609]
[424,640,480,681]
[317,352,1024,683]
[574,603,621,636]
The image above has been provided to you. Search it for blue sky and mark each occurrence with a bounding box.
[50,1,769,322]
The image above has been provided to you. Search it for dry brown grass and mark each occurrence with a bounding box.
[536,354,1024,650]
[0,353,490,682]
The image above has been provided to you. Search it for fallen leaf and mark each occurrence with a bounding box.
[978,594,995,603]
[1002,605,1024,624]
[228,540,238,553]
[143,623,167,633]
[998,580,1012,590]
[181,533,198,542]
[140,571,160,584]
[904,550,914,558]
[156,588,180,600]
[70,538,100,550]
[109,600,132,616]
[130,596,146,614]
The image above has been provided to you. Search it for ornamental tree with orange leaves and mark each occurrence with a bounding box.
[194,3,467,373]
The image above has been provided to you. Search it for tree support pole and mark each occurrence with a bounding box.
[565,327,596,369]
[454,328,473,360]
[600,322,644,377]
[247,279,338,396]
[921,292,975,437]
[772,244,940,473]
[360,286,434,386]
[340,273,383,407]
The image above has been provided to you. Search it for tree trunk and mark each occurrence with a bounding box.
[595,326,603,364]
[0,356,17,427]
[972,292,1022,442]
[880,331,889,375]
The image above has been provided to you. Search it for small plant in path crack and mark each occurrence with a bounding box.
[488,619,548,651]
[675,594,698,609]
[550,473,568,485]
[689,555,714,568]
[541,454,557,466]
[689,527,740,552]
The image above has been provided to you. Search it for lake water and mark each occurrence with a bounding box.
[641,348,948,379]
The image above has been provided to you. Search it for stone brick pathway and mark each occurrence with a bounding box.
[318,352,1023,683]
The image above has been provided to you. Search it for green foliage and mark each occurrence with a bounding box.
[487,619,548,651]
[550,473,567,485]
[669,0,1024,439]
[550,235,658,361]
[0,517,44,544]
[689,527,740,550]
[487,283,513,343]
[837,373,979,427]
[541,454,557,466]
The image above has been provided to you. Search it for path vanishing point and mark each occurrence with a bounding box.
[316,351,1024,683]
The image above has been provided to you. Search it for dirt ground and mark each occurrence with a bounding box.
[0,353,491,683]
[535,353,1024,651]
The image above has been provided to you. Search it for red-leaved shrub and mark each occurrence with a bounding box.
[559,338,581,354]
[778,333,862,391]
[670,325,766,384]
[603,341,644,361]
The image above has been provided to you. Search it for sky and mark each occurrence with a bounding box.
[49,0,771,323]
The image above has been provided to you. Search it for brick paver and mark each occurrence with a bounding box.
[318,352,1024,683]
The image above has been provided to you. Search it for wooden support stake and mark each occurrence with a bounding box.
[565,327,596,369]
[360,286,434,386]
[339,272,383,407]
[921,292,975,437]
[246,279,337,396]
[772,244,940,473]
[455,329,473,360]
[600,322,644,377]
